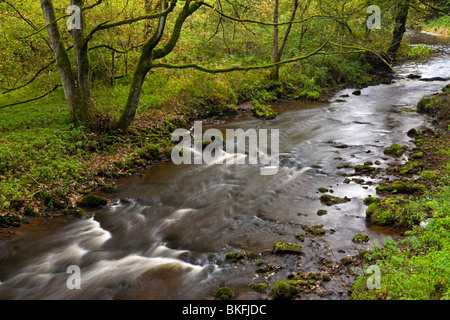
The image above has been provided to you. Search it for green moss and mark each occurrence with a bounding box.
[250,282,269,293]
[317,209,328,216]
[273,240,302,254]
[318,187,329,193]
[365,197,424,227]
[24,204,40,217]
[302,225,326,235]
[384,144,407,157]
[420,170,440,180]
[298,90,320,101]
[271,280,300,300]
[322,274,332,281]
[354,164,378,174]
[78,195,108,208]
[412,152,423,159]
[363,196,379,205]
[251,102,277,120]
[400,161,424,174]
[376,180,426,194]
[0,214,22,227]
[255,259,265,266]
[352,234,369,243]
[99,184,119,193]
[417,95,435,113]
[288,279,306,286]
[215,287,235,300]
[320,194,351,206]
[225,251,244,262]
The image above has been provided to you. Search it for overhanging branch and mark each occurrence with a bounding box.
[200,1,337,26]
[151,38,331,73]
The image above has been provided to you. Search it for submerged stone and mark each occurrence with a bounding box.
[225,251,245,262]
[352,234,369,243]
[273,240,302,254]
[354,164,378,174]
[320,194,351,206]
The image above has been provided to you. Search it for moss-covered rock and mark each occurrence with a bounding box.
[78,195,108,208]
[322,274,332,281]
[363,196,379,205]
[320,194,351,206]
[365,197,424,227]
[317,209,328,216]
[225,251,245,263]
[215,287,235,300]
[251,102,277,120]
[400,161,424,174]
[354,164,378,174]
[0,214,22,227]
[99,184,119,193]
[273,240,302,254]
[318,187,329,193]
[411,152,423,159]
[302,225,326,235]
[376,180,426,194]
[384,144,407,157]
[270,280,300,300]
[352,234,369,243]
[42,190,69,210]
[251,283,269,293]
[24,204,40,217]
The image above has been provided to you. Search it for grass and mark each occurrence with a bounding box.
[423,15,450,36]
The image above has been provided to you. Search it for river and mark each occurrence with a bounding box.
[0,31,449,300]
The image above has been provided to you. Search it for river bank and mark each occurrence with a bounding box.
[350,83,450,300]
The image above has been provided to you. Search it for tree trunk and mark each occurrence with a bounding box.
[40,0,76,118]
[71,0,94,124]
[117,0,203,131]
[40,0,94,125]
[117,0,169,131]
[271,0,298,81]
[388,0,410,62]
[271,0,280,81]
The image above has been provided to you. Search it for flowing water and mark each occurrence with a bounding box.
[0,31,449,300]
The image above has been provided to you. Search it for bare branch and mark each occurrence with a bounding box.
[200,1,334,26]
[151,38,332,73]
[85,0,177,43]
